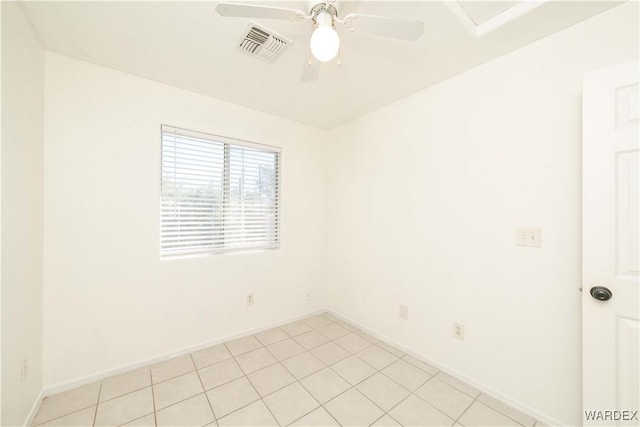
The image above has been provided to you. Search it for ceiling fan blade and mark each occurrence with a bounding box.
[301,56,320,83]
[215,3,306,21]
[342,14,424,41]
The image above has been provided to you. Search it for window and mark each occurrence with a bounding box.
[160,125,280,257]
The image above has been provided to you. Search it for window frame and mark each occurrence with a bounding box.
[159,125,282,258]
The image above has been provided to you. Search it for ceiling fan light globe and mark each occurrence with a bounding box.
[310,26,340,62]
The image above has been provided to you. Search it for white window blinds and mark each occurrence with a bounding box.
[161,126,280,257]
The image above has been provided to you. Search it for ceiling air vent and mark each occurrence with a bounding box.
[239,23,290,63]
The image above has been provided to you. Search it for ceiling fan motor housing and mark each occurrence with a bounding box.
[311,2,338,27]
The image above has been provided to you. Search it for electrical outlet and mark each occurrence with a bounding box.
[399,304,409,320]
[305,290,311,302]
[21,358,28,382]
[516,228,542,247]
[246,293,254,306]
[453,322,465,340]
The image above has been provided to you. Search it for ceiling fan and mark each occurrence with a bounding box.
[215,1,425,83]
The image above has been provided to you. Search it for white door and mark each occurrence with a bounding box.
[583,60,639,426]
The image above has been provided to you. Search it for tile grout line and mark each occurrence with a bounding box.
[230,338,282,426]
[100,383,153,404]
[199,364,294,423]
[277,315,346,427]
[76,365,196,413]
[189,353,217,424]
[316,343,429,426]
[393,360,488,424]
[210,388,256,423]
[310,329,466,426]
[454,393,481,425]
[311,320,354,427]
[256,324,328,425]
[369,411,400,427]
[255,328,291,348]
[32,403,97,426]
[290,340,396,424]
[399,354,536,426]
[461,399,529,427]
[380,373,452,425]
[382,369,434,411]
[474,397,532,426]
[169,348,253,422]
[215,314,340,426]
[149,346,266,424]
[148,369,158,427]
[153,329,325,426]
[92,381,103,426]
[426,370,530,426]
[352,356,440,425]
[268,346,325,426]
[260,316,338,425]
[217,315,405,425]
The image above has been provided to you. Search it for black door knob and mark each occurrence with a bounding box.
[590,286,613,301]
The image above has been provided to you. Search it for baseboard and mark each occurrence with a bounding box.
[326,309,565,427]
[41,309,324,397]
[23,389,44,427]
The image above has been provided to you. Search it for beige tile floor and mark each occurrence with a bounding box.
[33,313,544,427]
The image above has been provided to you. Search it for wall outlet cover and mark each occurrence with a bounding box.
[453,322,465,340]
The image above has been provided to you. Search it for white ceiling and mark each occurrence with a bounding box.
[22,1,622,128]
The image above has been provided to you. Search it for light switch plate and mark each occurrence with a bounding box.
[516,228,542,247]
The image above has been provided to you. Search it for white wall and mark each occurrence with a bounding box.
[1,3,45,425]
[43,53,328,388]
[326,3,638,426]
[1,4,3,423]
